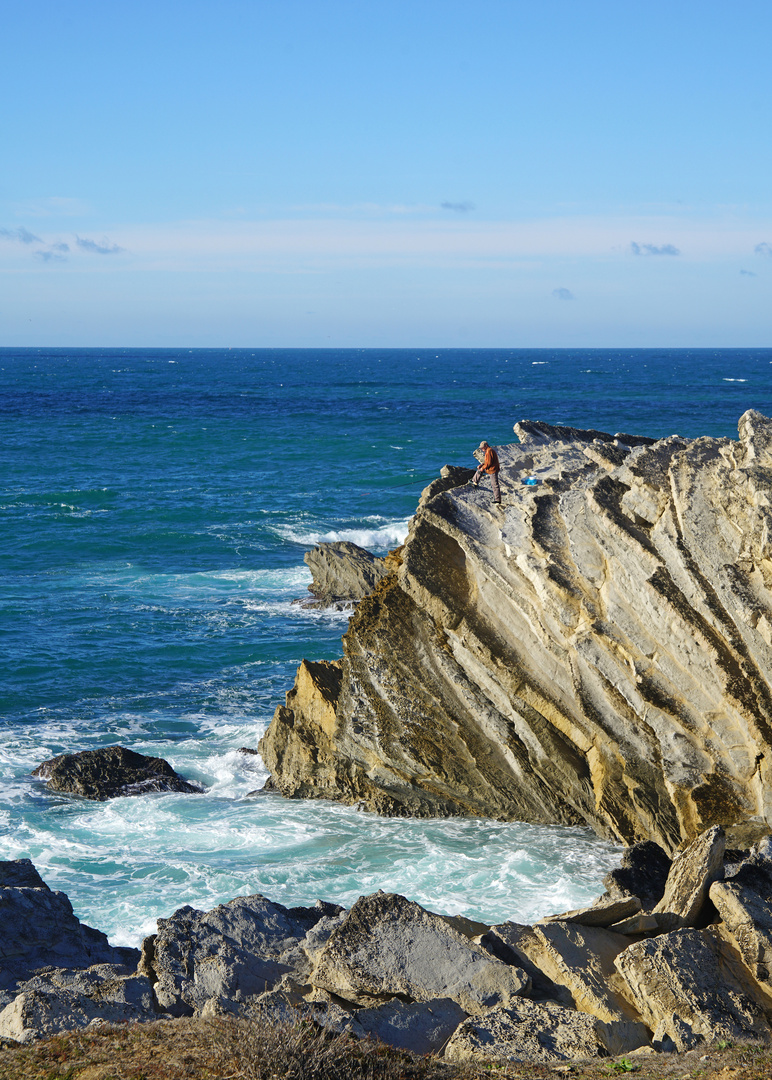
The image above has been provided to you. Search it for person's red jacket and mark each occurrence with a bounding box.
[482,446,500,473]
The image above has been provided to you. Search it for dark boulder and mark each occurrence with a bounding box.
[32,746,203,801]
[0,859,49,890]
[603,840,671,906]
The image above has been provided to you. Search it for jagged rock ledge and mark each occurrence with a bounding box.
[260,412,772,852]
[4,829,772,1063]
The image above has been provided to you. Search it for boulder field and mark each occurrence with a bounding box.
[260,411,772,853]
[4,830,772,1063]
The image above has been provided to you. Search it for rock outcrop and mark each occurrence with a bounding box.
[261,412,772,851]
[0,861,139,1009]
[5,835,772,1059]
[143,894,344,1017]
[301,541,394,609]
[309,892,530,1014]
[0,859,143,1041]
[32,746,204,800]
[0,966,156,1044]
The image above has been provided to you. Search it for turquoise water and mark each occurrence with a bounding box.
[2,347,771,946]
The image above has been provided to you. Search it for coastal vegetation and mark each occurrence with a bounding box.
[1,1015,771,1080]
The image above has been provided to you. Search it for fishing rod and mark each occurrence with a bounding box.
[357,472,452,496]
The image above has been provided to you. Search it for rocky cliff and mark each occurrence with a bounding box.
[260,411,772,852]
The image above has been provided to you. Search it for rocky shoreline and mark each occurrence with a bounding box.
[3,826,772,1063]
[11,411,772,1063]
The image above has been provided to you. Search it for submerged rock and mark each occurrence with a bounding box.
[261,412,772,850]
[32,746,204,801]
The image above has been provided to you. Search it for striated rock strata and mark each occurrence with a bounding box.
[261,412,772,851]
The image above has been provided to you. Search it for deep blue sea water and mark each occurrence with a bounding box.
[2,346,771,947]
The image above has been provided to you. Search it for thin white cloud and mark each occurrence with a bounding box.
[3,211,767,275]
[76,235,125,255]
[289,201,436,216]
[117,214,712,270]
[0,225,42,244]
[630,241,680,256]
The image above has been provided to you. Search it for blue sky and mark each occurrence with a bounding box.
[2,0,770,346]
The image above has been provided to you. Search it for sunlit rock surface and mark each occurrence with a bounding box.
[261,411,772,851]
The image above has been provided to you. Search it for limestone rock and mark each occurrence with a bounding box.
[310,892,530,1014]
[302,541,392,609]
[603,841,672,905]
[653,825,725,931]
[144,894,343,1017]
[32,746,203,801]
[710,837,772,989]
[262,412,772,848]
[351,998,467,1055]
[0,966,156,1043]
[444,998,645,1065]
[511,921,644,1031]
[479,923,575,1007]
[615,927,772,1049]
[0,865,138,1005]
[538,895,641,928]
[608,913,660,936]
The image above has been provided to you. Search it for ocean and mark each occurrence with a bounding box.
[2,346,771,948]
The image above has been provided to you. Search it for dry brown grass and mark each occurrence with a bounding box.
[0,1016,769,1080]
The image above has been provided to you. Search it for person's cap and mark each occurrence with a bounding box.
[478,441,488,448]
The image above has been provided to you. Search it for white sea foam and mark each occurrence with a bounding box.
[0,763,623,948]
[275,519,410,552]
[78,565,313,599]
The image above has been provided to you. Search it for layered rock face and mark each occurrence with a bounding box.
[261,412,772,851]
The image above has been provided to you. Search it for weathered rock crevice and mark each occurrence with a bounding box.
[261,412,772,851]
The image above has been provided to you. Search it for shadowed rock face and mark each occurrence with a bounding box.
[261,412,772,851]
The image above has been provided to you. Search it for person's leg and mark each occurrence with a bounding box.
[472,467,484,486]
[491,471,501,503]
